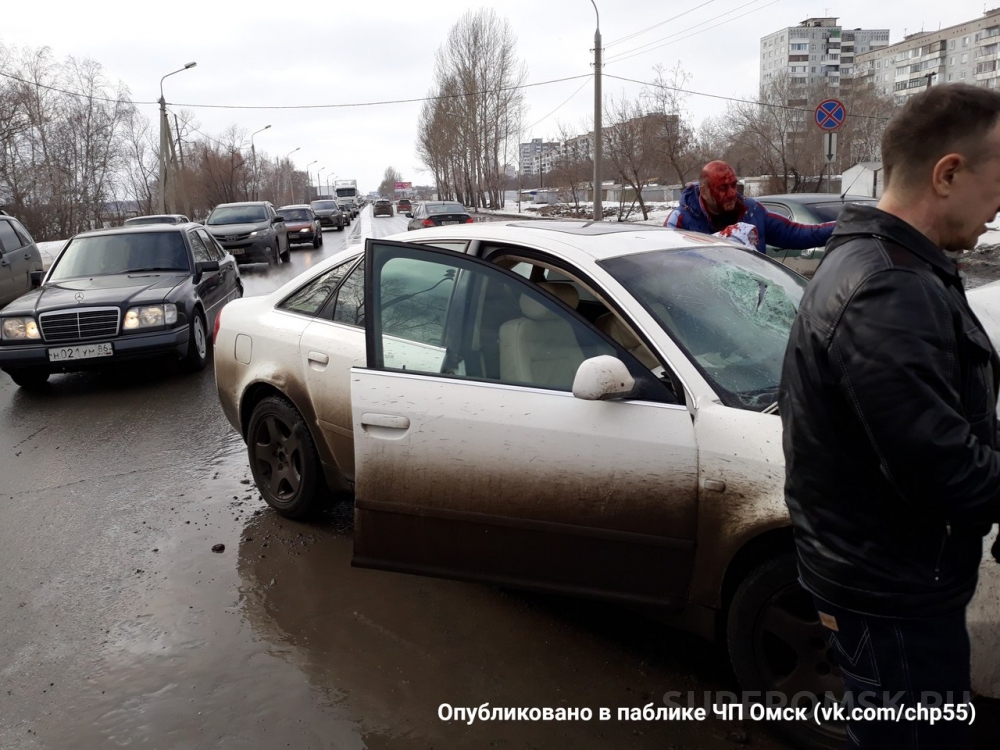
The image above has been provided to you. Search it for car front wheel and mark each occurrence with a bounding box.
[247,395,325,520]
[6,367,50,390]
[727,553,845,749]
[181,311,209,372]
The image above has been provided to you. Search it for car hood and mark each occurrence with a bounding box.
[3,274,186,315]
[204,222,269,235]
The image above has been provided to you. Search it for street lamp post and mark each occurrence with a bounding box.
[305,160,317,203]
[283,147,300,204]
[317,168,326,198]
[158,62,196,213]
[249,125,271,201]
[590,0,602,222]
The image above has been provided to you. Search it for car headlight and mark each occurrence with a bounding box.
[1,317,41,340]
[800,248,816,259]
[123,304,178,330]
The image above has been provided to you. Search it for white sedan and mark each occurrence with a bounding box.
[214,222,1000,748]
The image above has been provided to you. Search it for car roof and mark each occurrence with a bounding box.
[390,221,734,261]
[757,193,876,204]
[277,204,311,210]
[214,201,269,208]
[75,223,201,238]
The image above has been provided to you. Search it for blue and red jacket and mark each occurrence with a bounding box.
[664,184,835,253]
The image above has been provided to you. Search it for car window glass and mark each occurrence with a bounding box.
[196,228,224,260]
[370,245,619,392]
[0,220,22,252]
[188,231,212,263]
[410,240,470,254]
[331,260,366,327]
[278,262,353,317]
[48,231,189,279]
[809,200,878,222]
[10,219,33,247]
[761,202,792,219]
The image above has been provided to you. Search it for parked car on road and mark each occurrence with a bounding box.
[277,205,323,249]
[204,202,289,266]
[373,199,394,218]
[755,194,878,276]
[310,200,345,230]
[0,211,44,309]
[123,214,191,227]
[211,219,1000,748]
[405,201,473,230]
[0,223,242,388]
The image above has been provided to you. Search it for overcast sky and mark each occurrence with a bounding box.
[0,0,989,193]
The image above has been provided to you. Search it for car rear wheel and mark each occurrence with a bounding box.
[181,311,209,372]
[313,228,322,248]
[247,395,325,520]
[6,367,50,390]
[727,553,845,750]
[280,238,290,262]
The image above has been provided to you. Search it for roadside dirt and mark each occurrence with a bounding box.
[962,244,1000,289]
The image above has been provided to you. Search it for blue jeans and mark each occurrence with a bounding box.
[812,597,972,750]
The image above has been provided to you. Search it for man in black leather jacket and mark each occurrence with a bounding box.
[779,84,1000,749]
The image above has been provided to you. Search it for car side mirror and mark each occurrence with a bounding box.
[30,270,44,287]
[405,212,413,218]
[195,260,220,280]
[572,355,636,401]
[272,216,284,224]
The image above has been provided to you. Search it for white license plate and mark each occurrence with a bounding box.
[289,233,300,239]
[48,342,113,362]
[442,220,459,225]
[230,247,244,255]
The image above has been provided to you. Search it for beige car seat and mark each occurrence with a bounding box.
[594,313,659,369]
[499,282,586,389]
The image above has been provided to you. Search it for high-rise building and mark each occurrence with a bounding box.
[856,8,1000,102]
[760,17,890,101]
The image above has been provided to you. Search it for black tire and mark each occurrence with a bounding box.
[7,367,50,390]
[267,241,280,267]
[727,553,845,750]
[280,238,290,262]
[246,395,325,520]
[313,229,322,248]
[181,311,209,372]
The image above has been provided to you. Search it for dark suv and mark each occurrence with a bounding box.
[204,202,289,266]
[373,199,394,218]
[0,210,45,308]
[309,200,345,230]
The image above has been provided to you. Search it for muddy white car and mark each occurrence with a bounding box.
[214,222,1000,749]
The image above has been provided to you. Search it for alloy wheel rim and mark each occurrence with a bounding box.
[194,318,206,359]
[252,414,302,502]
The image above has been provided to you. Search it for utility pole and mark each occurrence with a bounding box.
[173,113,189,218]
[157,62,196,214]
[591,0,602,221]
[249,125,271,201]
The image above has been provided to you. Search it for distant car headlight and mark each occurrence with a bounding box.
[1,317,41,340]
[123,304,178,330]
[800,248,816,259]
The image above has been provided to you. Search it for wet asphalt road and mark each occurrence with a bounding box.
[0,211,832,749]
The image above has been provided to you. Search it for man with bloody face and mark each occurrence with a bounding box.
[664,160,835,252]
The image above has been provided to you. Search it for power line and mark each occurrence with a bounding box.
[604,0,770,64]
[0,70,592,111]
[603,73,892,121]
[605,0,718,48]
[165,107,232,151]
[523,78,591,133]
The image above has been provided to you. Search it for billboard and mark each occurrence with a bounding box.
[394,181,412,191]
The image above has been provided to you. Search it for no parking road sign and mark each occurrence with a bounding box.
[815,98,846,131]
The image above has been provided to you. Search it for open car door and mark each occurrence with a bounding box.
[350,238,700,608]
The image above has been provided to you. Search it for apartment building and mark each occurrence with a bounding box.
[856,8,1000,102]
[760,17,890,97]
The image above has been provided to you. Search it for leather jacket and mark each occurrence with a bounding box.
[779,204,1000,618]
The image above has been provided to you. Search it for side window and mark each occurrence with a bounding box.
[369,243,618,392]
[331,260,366,327]
[410,240,469,254]
[188,231,212,263]
[10,219,34,247]
[760,202,792,219]
[0,219,23,252]
[278,263,352,316]
[197,228,224,260]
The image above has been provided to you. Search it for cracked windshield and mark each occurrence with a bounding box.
[604,246,805,410]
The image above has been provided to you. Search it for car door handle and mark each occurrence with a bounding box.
[360,413,410,430]
[307,351,329,366]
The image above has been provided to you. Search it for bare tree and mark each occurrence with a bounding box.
[603,93,663,220]
[641,63,700,185]
[378,166,402,197]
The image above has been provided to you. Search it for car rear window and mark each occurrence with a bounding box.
[311,201,338,210]
[278,209,312,221]
[426,203,466,215]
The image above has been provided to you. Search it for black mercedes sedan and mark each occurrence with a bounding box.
[0,223,242,389]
